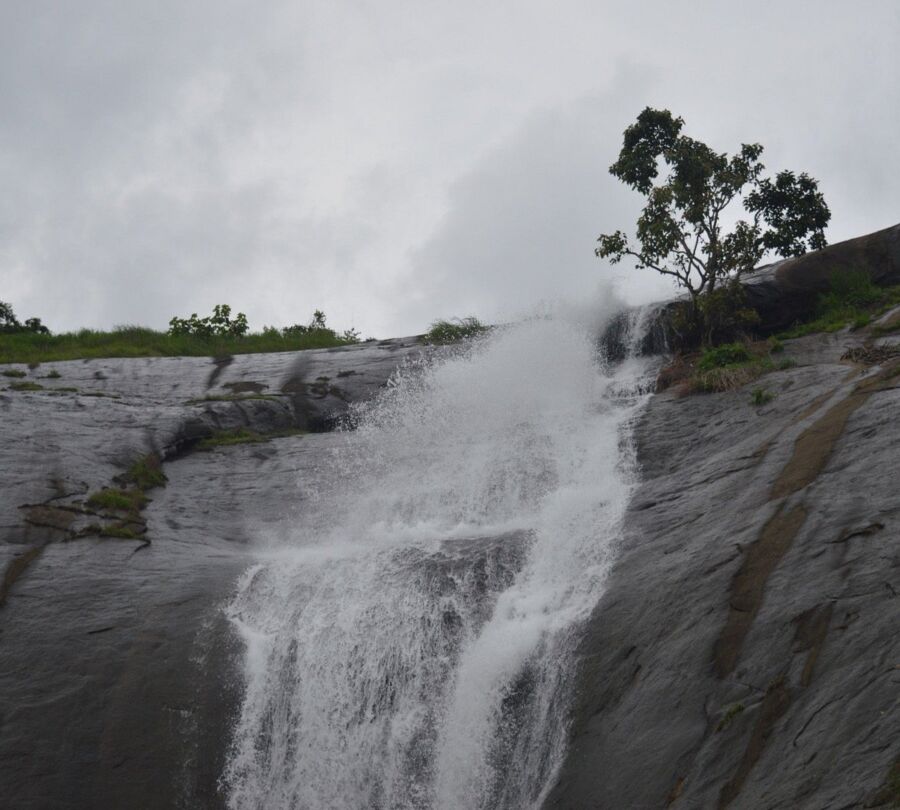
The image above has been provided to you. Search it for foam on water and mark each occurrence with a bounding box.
[222,310,656,809]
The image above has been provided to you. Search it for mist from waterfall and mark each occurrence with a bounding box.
[221,306,656,810]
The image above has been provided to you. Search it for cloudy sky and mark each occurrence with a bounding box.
[2,1,898,337]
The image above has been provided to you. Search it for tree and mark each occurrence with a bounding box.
[596,108,830,343]
[168,304,249,337]
[1,301,50,334]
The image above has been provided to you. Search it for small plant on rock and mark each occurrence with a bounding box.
[750,387,775,406]
[424,317,488,344]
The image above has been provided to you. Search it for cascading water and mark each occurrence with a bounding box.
[221,308,657,810]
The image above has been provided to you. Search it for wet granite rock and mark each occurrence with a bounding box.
[0,337,428,809]
[544,325,900,809]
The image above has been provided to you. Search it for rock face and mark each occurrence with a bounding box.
[0,337,429,810]
[744,222,900,333]
[544,319,900,808]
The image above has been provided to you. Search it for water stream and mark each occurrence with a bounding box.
[221,309,656,809]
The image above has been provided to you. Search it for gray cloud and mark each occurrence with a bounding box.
[2,1,898,337]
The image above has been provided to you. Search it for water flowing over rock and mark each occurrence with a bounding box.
[2,226,899,809]
[1,318,657,809]
[219,319,656,810]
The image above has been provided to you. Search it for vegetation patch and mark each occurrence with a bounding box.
[196,427,306,450]
[698,342,752,370]
[691,341,793,394]
[98,522,145,540]
[750,387,775,406]
[2,369,26,378]
[424,317,488,344]
[80,453,167,542]
[86,487,148,514]
[44,369,61,378]
[8,381,44,391]
[197,428,266,449]
[0,321,358,365]
[123,453,167,490]
[716,702,745,732]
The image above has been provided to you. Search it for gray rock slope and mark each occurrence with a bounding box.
[0,337,427,809]
[545,318,900,808]
[3,268,899,808]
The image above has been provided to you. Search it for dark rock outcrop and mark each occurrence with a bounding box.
[744,222,900,333]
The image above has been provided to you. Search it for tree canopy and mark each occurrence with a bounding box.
[0,301,49,334]
[596,108,831,308]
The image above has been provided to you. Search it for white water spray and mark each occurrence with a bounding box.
[222,310,656,810]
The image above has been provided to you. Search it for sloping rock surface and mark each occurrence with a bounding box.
[544,322,900,808]
[0,337,427,809]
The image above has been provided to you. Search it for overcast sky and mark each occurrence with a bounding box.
[2,1,898,337]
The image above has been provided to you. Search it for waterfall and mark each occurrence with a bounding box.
[221,309,657,810]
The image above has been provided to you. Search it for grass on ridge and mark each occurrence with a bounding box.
[0,325,357,364]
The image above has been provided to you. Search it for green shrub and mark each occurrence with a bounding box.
[424,317,488,344]
[8,381,43,391]
[168,304,249,338]
[2,369,26,378]
[750,387,775,406]
[698,342,752,371]
[690,340,793,393]
[124,453,167,490]
[280,310,362,343]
